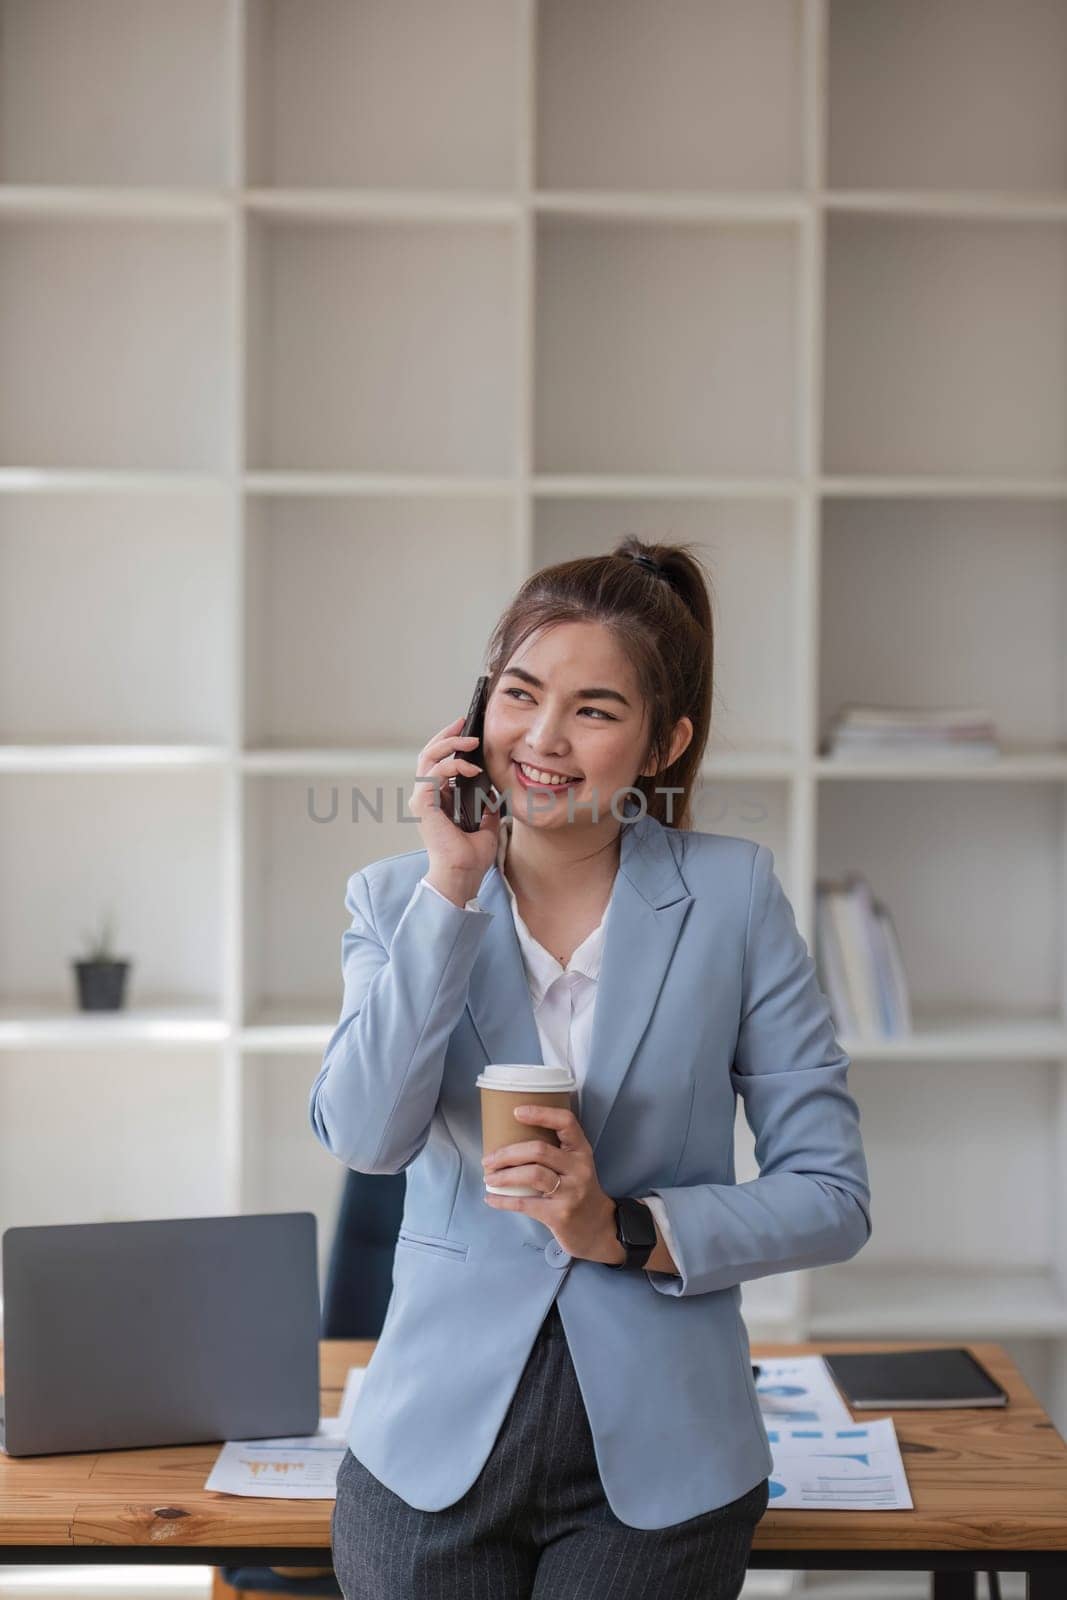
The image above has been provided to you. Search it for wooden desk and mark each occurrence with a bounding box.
[2,1337,1066,1597]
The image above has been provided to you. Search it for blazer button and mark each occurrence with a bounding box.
[545,1241,572,1268]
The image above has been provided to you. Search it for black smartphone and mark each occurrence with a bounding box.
[452,675,497,833]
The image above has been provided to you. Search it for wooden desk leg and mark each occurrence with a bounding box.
[1026,1571,1067,1599]
[930,1574,976,1600]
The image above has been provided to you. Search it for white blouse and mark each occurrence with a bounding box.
[418,817,683,1273]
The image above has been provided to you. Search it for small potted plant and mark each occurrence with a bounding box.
[73,909,131,1012]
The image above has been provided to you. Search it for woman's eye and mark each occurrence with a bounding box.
[502,687,615,720]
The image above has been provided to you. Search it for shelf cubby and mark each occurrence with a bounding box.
[0,490,234,745]
[0,215,232,471]
[833,1058,1057,1274]
[817,780,1066,1033]
[824,216,1067,480]
[536,0,804,194]
[535,217,801,477]
[244,0,520,192]
[828,0,1067,194]
[0,771,226,1017]
[0,0,231,188]
[0,1049,227,1231]
[819,496,1067,760]
[244,215,517,475]
[243,494,517,750]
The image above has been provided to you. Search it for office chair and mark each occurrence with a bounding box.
[212,1168,406,1600]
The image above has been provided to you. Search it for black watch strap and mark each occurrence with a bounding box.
[607,1196,658,1271]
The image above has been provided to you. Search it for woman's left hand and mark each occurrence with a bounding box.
[482,1104,618,1263]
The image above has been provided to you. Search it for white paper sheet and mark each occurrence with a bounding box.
[754,1355,855,1426]
[204,1367,367,1499]
[762,1417,914,1510]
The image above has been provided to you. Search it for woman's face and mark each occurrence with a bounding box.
[483,620,678,830]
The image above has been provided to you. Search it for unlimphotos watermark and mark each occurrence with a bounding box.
[305,780,768,829]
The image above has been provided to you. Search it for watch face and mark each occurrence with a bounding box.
[616,1197,657,1251]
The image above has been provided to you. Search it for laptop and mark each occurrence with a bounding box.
[0,1212,320,1457]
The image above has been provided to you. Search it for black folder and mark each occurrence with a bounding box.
[823,1347,1008,1410]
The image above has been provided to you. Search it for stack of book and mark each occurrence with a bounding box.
[815,873,913,1040]
[822,704,1001,762]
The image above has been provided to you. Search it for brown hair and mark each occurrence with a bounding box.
[483,537,714,831]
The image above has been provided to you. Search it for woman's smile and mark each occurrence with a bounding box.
[512,759,582,791]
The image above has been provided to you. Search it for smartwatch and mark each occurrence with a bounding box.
[607,1196,658,1271]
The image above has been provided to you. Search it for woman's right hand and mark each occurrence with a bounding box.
[407,715,501,906]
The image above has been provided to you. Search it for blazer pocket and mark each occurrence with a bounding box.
[395,1227,470,1263]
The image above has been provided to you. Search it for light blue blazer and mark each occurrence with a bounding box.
[309,807,872,1531]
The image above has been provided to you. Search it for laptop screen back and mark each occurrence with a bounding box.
[1,1212,320,1456]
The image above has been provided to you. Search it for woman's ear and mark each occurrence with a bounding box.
[638,716,692,779]
[668,716,694,768]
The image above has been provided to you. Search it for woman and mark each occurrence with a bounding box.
[312,539,872,1598]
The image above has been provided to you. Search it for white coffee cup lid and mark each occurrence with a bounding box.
[475,1062,577,1093]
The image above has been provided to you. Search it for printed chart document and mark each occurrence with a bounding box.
[753,1356,913,1511]
[204,1367,366,1500]
[761,1418,914,1510]
[754,1355,854,1426]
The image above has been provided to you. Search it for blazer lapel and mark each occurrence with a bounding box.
[465,811,694,1158]
[463,863,545,1074]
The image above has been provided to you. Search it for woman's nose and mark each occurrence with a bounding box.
[528,723,571,760]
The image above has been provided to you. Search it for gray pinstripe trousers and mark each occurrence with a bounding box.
[331,1299,770,1599]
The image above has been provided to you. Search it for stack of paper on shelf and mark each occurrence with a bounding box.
[815,873,913,1040]
[823,704,1001,762]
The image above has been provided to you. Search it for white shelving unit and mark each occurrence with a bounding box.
[1,3,1065,1593]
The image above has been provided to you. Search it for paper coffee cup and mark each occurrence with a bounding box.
[475,1063,578,1196]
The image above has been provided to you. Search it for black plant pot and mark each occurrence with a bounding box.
[74,960,130,1011]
